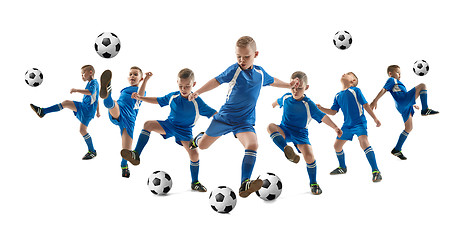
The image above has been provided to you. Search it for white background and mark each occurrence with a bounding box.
[2,0,467,239]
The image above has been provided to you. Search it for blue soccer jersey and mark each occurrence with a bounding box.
[331,86,368,129]
[277,93,325,130]
[117,86,144,125]
[81,79,99,116]
[214,63,274,125]
[382,77,416,121]
[157,91,217,128]
[383,77,410,100]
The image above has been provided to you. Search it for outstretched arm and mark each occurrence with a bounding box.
[188,78,221,101]
[70,88,91,95]
[272,100,279,108]
[370,88,387,110]
[363,103,381,127]
[321,115,343,137]
[270,77,298,89]
[138,72,153,96]
[316,104,338,116]
[132,92,158,104]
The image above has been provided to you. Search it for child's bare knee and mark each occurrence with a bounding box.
[267,123,277,133]
[143,121,153,130]
[419,83,427,90]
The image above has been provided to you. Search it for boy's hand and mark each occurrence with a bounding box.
[70,88,77,94]
[316,103,323,110]
[335,128,343,138]
[290,77,300,88]
[370,101,377,110]
[144,72,153,80]
[96,111,101,118]
[374,118,381,127]
[413,104,420,110]
[188,92,199,101]
[131,92,141,100]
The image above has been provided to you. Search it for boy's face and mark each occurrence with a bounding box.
[388,68,401,80]
[81,69,93,81]
[340,73,357,88]
[178,78,195,98]
[291,79,308,100]
[128,69,143,86]
[236,46,258,70]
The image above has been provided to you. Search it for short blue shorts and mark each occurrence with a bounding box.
[395,87,416,123]
[205,119,255,137]
[157,120,192,146]
[338,123,368,141]
[278,124,310,146]
[73,101,94,127]
[108,112,135,139]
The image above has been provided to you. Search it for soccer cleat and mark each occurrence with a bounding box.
[99,69,112,99]
[30,104,45,118]
[391,148,407,160]
[283,145,300,163]
[191,181,207,192]
[122,166,130,178]
[421,108,439,116]
[330,167,347,175]
[82,150,97,160]
[372,171,382,182]
[239,178,263,198]
[310,183,322,195]
[189,132,204,149]
[120,149,140,166]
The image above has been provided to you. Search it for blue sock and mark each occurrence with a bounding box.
[395,130,409,151]
[420,90,428,110]
[270,132,287,151]
[336,150,346,169]
[103,94,115,109]
[364,146,379,172]
[134,129,151,154]
[241,150,257,182]
[306,161,317,184]
[190,160,200,183]
[42,103,63,115]
[121,158,127,168]
[83,133,95,152]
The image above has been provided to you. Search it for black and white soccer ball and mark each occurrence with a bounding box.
[94,32,121,58]
[255,172,282,201]
[25,68,43,87]
[333,30,353,50]
[209,186,237,214]
[413,60,429,76]
[147,171,172,195]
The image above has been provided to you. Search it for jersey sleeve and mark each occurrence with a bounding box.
[307,99,326,123]
[215,64,239,84]
[156,92,175,107]
[330,93,341,112]
[277,93,289,108]
[260,67,274,86]
[355,87,368,105]
[196,97,217,118]
[383,78,395,91]
[88,80,98,95]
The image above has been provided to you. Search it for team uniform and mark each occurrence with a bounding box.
[276,93,326,146]
[205,63,274,137]
[331,86,368,140]
[107,86,144,139]
[382,77,416,122]
[329,86,381,181]
[156,91,217,145]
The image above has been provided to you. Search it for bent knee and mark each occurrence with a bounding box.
[267,123,278,134]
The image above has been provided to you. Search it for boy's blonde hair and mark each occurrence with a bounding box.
[178,68,194,81]
[236,36,257,52]
[130,66,143,76]
[387,65,400,75]
[291,71,308,85]
[81,65,95,77]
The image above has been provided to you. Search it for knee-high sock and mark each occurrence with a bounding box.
[420,90,428,110]
[241,150,257,183]
[190,160,200,183]
[306,161,317,184]
[336,150,346,169]
[42,103,63,115]
[83,133,95,152]
[134,129,151,154]
[395,130,409,151]
[364,146,379,172]
[270,132,287,151]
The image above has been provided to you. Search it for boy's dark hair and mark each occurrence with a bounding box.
[291,71,308,85]
[81,65,95,76]
[236,36,257,52]
[387,65,400,74]
[178,68,194,81]
[130,66,143,76]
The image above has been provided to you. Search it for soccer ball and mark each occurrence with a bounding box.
[255,172,282,201]
[333,30,353,50]
[209,186,237,214]
[94,32,121,58]
[413,60,429,76]
[25,68,43,87]
[147,171,172,195]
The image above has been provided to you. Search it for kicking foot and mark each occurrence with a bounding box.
[30,104,45,118]
[239,178,263,198]
[99,70,112,99]
[391,148,407,160]
[421,108,439,116]
[189,132,204,149]
[284,145,300,163]
[120,149,140,166]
